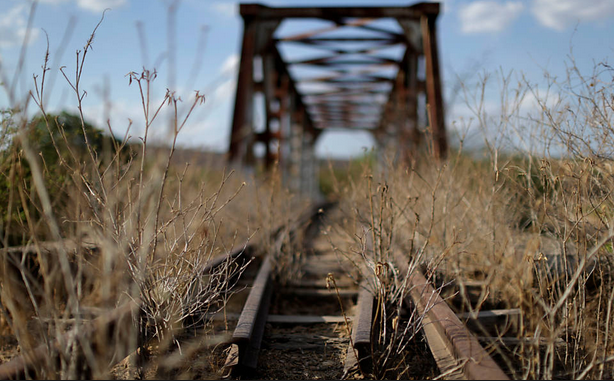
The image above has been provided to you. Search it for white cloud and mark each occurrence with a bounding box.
[36,0,126,13]
[76,0,127,13]
[211,2,236,17]
[0,4,39,48]
[532,0,614,31]
[220,54,239,75]
[520,89,563,115]
[459,1,524,34]
[213,78,236,101]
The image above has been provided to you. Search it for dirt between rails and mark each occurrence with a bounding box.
[270,292,356,316]
[256,295,439,380]
[258,323,351,380]
[251,227,357,380]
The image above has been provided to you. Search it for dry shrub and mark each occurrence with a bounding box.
[0,8,254,379]
[322,157,437,379]
[243,165,315,286]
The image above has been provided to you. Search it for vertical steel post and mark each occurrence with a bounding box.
[229,20,256,166]
[404,52,419,164]
[421,12,447,160]
[278,73,291,185]
[262,54,275,169]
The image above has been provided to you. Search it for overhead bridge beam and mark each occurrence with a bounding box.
[228,2,447,198]
[239,3,439,19]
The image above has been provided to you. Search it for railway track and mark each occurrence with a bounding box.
[219,205,510,380]
[222,208,365,379]
[1,202,522,380]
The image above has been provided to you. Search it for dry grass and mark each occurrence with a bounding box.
[321,61,614,379]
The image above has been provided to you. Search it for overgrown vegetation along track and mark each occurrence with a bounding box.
[0,242,253,380]
[1,202,514,380]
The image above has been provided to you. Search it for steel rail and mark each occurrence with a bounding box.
[394,252,509,380]
[343,281,374,376]
[223,256,273,376]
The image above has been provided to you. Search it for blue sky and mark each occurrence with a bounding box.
[1,0,614,158]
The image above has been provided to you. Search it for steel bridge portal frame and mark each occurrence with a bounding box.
[228,2,447,196]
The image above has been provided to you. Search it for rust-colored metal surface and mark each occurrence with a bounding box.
[228,2,447,196]
[344,281,374,375]
[228,255,273,372]
[394,252,509,380]
[409,270,508,380]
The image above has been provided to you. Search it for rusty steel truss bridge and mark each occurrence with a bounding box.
[228,2,447,196]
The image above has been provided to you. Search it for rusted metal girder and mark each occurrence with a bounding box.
[228,2,447,195]
[239,3,439,19]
